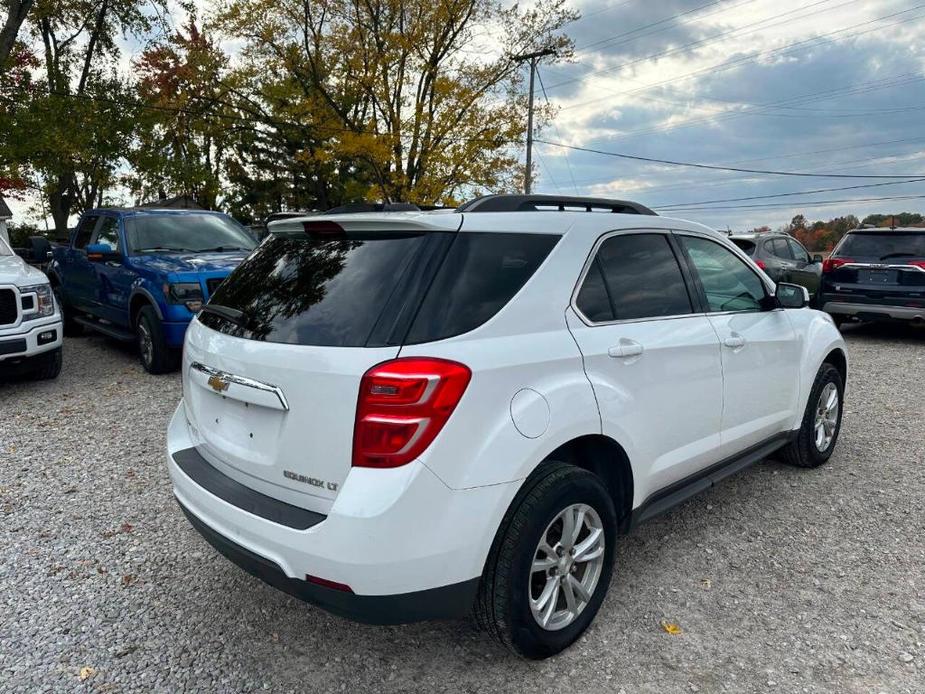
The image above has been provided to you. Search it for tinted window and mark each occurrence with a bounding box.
[125,214,255,255]
[836,232,925,258]
[204,232,436,347]
[730,239,756,256]
[770,238,793,259]
[575,260,615,322]
[94,217,120,252]
[681,236,767,312]
[787,238,810,263]
[587,233,693,321]
[405,233,559,343]
[73,215,99,249]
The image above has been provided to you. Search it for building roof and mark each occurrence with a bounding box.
[0,195,12,219]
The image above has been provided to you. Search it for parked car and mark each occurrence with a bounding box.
[166,194,847,659]
[819,227,925,327]
[0,233,63,380]
[729,232,823,300]
[47,208,256,373]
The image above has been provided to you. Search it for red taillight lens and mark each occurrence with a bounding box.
[352,358,471,468]
[754,259,766,270]
[910,260,925,269]
[822,257,853,273]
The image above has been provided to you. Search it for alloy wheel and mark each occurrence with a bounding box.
[814,382,839,452]
[529,503,606,631]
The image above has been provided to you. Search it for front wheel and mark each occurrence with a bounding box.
[780,363,844,468]
[474,462,617,659]
[136,306,178,374]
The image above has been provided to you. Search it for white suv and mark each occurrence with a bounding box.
[0,235,63,380]
[167,195,847,659]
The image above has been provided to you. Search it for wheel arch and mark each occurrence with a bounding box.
[822,346,847,386]
[540,434,634,532]
[129,288,164,326]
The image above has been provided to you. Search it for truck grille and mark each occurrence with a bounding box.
[0,289,17,326]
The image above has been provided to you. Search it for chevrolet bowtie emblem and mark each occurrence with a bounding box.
[208,374,230,393]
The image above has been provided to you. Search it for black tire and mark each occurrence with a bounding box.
[31,348,62,380]
[136,305,178,374]
[780,363,844,469]
[52,282,84,337]
[474,462,617,659]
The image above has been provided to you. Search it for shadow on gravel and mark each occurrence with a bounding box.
[840,320,925,344]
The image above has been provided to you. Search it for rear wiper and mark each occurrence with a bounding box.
[880,252,916,260]
[200,304,247,327]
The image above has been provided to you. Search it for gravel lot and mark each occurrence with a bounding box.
[1,323,924,693]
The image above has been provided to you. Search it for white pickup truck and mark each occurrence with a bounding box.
[0,234,63,380]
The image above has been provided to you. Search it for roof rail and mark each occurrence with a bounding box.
[324,202,420,215]
[457,194,656,216]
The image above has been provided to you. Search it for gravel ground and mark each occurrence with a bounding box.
[1,324,923,693]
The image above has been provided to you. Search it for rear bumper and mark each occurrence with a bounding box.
[178,502,478,624]
[166,400,518,621]
[0,319,63,362]
[821,301,925,322]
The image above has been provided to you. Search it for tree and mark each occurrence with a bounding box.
[130,22,232,208]
[0,0,35,71]
[213,0,575,208]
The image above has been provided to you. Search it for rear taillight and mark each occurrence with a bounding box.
[352,358,472,468]
[822,257,853,273]
[754,259,766,270]
[910,260,925,270]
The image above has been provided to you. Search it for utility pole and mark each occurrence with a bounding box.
[514,48,556,194]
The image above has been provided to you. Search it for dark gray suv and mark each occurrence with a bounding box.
[730,232,823,299]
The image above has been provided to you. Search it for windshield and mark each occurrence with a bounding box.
[125,214,256,255]
[836,232,925,259]
[0,236,12,256]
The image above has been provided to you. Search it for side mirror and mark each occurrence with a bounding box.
[86,243,117,261]
[776,282,810,309]
[812,254,824,264]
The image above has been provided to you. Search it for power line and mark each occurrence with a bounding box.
[550,0,852,91]
[558,3,925,112]
[654,178,925,209]
[659,193,925,212]
[536,67,580,195]
[534,139,925,179]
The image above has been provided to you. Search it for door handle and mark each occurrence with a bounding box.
[723,334,746,350]
[105,261,121,268]
[608,340,644,359]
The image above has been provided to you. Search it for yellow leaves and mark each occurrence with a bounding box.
[660,620,682,635]
[78,666,96,681]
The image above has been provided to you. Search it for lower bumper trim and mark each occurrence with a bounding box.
[178,501,480,625]
[822,300,925,321]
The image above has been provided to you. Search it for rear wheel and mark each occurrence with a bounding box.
[474,462,617,659]
[780,363,843,468]
[30,348,62,380]
[136,305,178,374]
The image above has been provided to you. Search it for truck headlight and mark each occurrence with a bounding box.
[165,282,204,312]
[21,283,55,318]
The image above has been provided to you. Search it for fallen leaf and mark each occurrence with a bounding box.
[660,620,682,635]
[120,522,134,534]
[79,666,95,681]
[121,574,136,587]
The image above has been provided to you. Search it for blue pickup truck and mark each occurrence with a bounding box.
[47,208,256,373]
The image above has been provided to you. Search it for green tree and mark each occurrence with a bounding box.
[214,0,575,207]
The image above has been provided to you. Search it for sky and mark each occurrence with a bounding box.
[530,0,925,230]
[8,0,925,231]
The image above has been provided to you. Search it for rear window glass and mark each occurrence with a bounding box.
[405,233,559,344]
[836,232,925,259]
[201,230,558,347]
[730,239,756,256]
[202,232,434,347]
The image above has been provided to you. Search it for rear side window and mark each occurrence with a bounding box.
[577,233,693,322]
[404,233,559,344]
[204,232,439,346]
[770,238,793,259]
[836,232,925,259]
